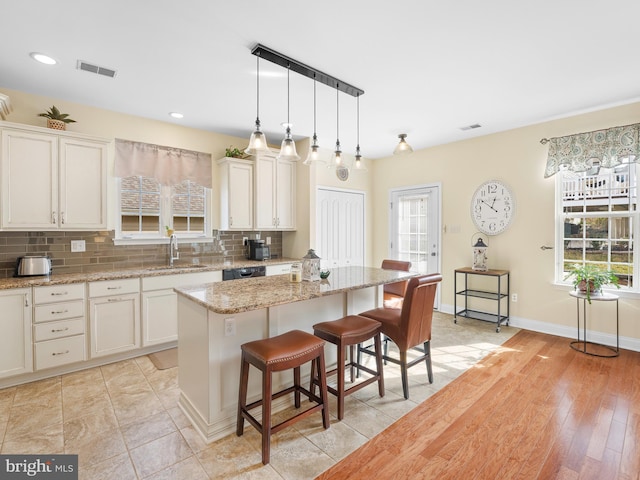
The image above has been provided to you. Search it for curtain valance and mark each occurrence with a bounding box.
[542,123,640,178]
[115,139,212,188]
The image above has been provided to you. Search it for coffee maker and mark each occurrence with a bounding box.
[248,239,271,260]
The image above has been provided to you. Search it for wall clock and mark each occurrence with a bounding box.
[470,180,515,235]
[336,165,349,181]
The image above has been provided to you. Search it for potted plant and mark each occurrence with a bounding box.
[38,105,76,130]
[225,146,247,159]
[565,263,620,303]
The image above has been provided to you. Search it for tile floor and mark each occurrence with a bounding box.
[0,313,518,479]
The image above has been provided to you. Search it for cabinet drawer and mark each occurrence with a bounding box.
[89,278,139,297]
[34,300,84,323]
[266,264,292,276]
[35,335,86,370]
[142,271,221,291]
[34,318,85,342]
[34,283,85,304]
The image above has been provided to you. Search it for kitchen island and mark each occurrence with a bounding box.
[174,266,415,443]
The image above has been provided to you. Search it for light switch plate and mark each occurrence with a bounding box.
[71,240,86,252]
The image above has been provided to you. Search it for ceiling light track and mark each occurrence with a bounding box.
[251,44,364,97]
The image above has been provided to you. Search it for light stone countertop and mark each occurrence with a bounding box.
[174,266,416,314]
[0,258,299,290]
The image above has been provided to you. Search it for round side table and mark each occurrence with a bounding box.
[569,290,619,358]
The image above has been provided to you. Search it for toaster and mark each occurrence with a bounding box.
[15,255,52,276]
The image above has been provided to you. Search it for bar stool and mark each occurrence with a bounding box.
[236,329,330,465]
[311,315,384,420]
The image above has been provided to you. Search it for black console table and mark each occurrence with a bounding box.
[454,267,510,332]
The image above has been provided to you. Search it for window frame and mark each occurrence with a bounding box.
[555,163,639,294]
[115,176,212,245]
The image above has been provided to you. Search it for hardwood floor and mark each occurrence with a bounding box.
[316,330,640,480]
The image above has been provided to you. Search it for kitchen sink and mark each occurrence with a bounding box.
[143,264,210,271]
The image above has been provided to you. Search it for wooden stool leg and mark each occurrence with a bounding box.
[309,356,317,397]
[374,332,385,397]
[337,341,346,420]
[317,352,331,429]
[400,350,409,400]
[294,366,301,408]
[236,354,249,436]
[349,344,355,383]
[261,367,272,465]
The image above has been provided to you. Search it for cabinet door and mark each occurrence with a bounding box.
[0,288,33,379]
[226,161,253,230]
[276,159,296,229]
[89,293,140,357]
[59,137,108,229]
[1,129,57,229]
[255,155,276,229]
[141,289,177,346]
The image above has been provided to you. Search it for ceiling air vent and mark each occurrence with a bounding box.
[460,123,482,131]
[77,60,117,78]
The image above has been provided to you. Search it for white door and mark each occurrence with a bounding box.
[317,188,365,268]
[390,185,441,306]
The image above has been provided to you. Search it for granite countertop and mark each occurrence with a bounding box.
[175,266,416,314]
[0,258,299,290]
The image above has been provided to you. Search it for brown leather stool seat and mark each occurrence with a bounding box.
[237,329,330,465]
[311,315,384,420]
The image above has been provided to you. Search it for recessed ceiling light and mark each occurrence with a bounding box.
[30,52,57,65]
[169,112,184,119]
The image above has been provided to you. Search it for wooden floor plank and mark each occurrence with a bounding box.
[316,330,640,480]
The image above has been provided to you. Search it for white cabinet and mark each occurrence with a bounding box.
[0,122,109,230]
[89,279,140,358]
[141,271,222,347]
[0,288,32,379]
[255,153,296,230]
[218,158,253,230]
[33,283,86,370]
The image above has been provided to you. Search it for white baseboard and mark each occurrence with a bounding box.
[439,303,640,353]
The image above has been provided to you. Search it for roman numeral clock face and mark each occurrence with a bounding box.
[471,180,515,235]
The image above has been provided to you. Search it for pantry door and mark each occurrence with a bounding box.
[316,188,365,268]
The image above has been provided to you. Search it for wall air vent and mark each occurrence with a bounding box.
[460,123,482,131]
[77,60,117,78]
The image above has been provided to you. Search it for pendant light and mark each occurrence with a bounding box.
[393,133,413,155]
[245,55,270,155]
[354,93,366,170]
[303,74,322,165]
[277,64,300,161]
[330,85,343,167]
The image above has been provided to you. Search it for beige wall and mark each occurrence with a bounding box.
[371,102,640,345]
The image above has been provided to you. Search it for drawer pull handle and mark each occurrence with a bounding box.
[52,350,70,356]
[107,298,124,302]
[51,327,69,333]
[51,292,68,296]
[107,286,122,290]
[51,310,68,315]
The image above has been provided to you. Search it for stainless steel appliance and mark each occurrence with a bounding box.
[222,265,266,281]
[15,255,52,276]
[247,239,270,261]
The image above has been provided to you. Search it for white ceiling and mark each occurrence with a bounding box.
[2,1,640,159]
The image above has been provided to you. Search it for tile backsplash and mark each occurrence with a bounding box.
[0,230,282,278]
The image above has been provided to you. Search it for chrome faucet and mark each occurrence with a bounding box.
[169,234,179,267]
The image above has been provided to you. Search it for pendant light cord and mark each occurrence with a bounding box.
[256,55,260,122]
[286,64,290,125]
[313,74,317,135]
[357,93,360,147]
[336,85,340,144]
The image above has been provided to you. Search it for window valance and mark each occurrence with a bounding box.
[115,139,212,188]
[542,123,640,178]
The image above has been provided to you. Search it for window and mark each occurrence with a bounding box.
[118,175,210,240]
[556,161,638,291]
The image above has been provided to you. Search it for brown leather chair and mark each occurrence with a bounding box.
[381,259,412,309]
[359,273,442,399]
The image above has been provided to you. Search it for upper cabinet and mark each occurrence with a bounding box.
[1,122,109,230]
[255,153,296,230]
[218,157,253,230]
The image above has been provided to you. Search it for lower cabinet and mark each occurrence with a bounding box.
[0,288,32,379]
[89,279,140,358]
[33,283,86,370]
[141,271,222,347]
